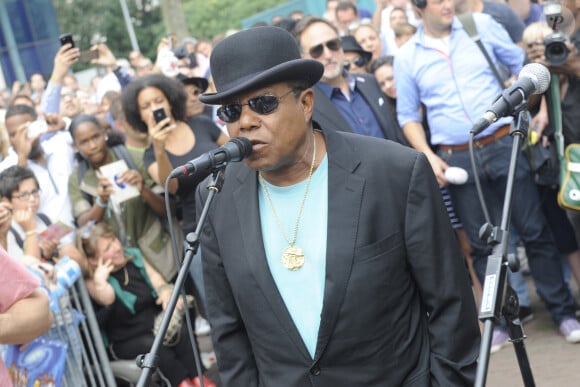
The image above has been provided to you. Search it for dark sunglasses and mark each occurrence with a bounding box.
[217,89,294,123]
[308,38,342,59]
[350,56,367,68]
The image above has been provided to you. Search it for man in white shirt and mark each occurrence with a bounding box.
[1,104,75,226]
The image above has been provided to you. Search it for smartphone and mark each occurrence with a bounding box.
[153,108,168,127]
[28,120,48,139]
[59,33,75,48]
[79,49,99,63]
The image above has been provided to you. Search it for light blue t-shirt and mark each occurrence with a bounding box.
[258,155,328,358]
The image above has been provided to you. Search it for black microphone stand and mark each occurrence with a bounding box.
[474,108,536,387]
[136,168,225,387]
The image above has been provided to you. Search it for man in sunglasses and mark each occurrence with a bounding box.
[294,16,408,146]
[340,35,371,74]
[196,25,479,387]
[175,73,212,119]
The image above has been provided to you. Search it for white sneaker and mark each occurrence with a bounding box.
[195,316,211,336]
[559,318,580,343]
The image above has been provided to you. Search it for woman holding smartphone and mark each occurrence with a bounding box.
[122,75,227,327]
[122,74,228,236]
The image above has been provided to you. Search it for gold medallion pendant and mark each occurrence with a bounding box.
[282,245,305,270]
[260,130,317,271]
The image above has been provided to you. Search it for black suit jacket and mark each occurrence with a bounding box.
[312,73,408,145]
[196,129,480,387]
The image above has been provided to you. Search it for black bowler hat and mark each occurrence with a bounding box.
[200,26,324,105]
[340,36,372,64]
[175,73,209,93]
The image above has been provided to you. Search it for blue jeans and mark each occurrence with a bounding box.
[437,135,576,324]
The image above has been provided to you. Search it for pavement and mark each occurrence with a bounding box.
[198,275,579,387]
[485,276,580,387]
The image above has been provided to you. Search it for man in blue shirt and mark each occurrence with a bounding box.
[396,0,580,346]
[294,16,407,145]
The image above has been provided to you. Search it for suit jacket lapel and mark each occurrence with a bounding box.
[355,76,407,144]
[313,86,353,133]
[314,130,364,361]
[232,167,312,361]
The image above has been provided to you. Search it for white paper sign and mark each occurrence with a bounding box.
[98,160,140,205]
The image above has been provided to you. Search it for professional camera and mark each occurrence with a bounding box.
[542,1,570,66]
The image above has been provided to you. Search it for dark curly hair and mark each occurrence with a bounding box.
[121,74,187,134]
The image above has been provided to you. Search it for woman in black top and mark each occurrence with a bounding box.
[122,74,228,235]
[80,222,215,387]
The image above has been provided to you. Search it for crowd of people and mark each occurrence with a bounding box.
[1,0,580,386]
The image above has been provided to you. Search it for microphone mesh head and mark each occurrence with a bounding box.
[519,63,551,94]
[232,137,253,158]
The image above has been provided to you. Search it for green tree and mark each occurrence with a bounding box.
[182,0,287,39]
[53,0,163,61]
[52,0,286,61]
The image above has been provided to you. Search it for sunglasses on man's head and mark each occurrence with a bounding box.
[217,89,294,123]
[308,38,342,59]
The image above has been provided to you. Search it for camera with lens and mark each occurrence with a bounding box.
[542,1,570,66]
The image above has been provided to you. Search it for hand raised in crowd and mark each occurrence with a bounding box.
[44,113,67,133]
[148,115,175,150]
[96,174,114,205]
[51,43,80,83]
[12,122,36,160]
[374,0,389,9]
[13,207,36,233]
[93,256,114,285]
[116,169,144,193]
[0,203,13,236]
[526,40,580,77]
[90,43,117,69]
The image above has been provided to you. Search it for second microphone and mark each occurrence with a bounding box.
[169,137,253,178]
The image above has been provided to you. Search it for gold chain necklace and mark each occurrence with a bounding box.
[259,131,316,270]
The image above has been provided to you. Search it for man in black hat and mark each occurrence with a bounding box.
[175,73,211,120]
[341,35,372,74]
[294,16,407,145]
[196,25,480,387]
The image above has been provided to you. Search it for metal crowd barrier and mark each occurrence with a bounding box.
[47,265,118,387]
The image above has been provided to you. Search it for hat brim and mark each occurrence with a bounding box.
[200,59,323,105]
[178,76,209,92]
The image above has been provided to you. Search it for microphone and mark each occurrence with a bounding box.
[471,63,551,135]
[169,137,253,178]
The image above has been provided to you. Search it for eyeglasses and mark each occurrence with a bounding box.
[217,89,294,123]
[308,38,341,59]
[12,189,40,201]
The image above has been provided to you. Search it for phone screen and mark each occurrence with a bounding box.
[59,33,75,48]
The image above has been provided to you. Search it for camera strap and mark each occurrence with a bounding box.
[458,13,506,90]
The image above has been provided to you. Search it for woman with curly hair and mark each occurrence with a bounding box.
[122,74,228,236]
